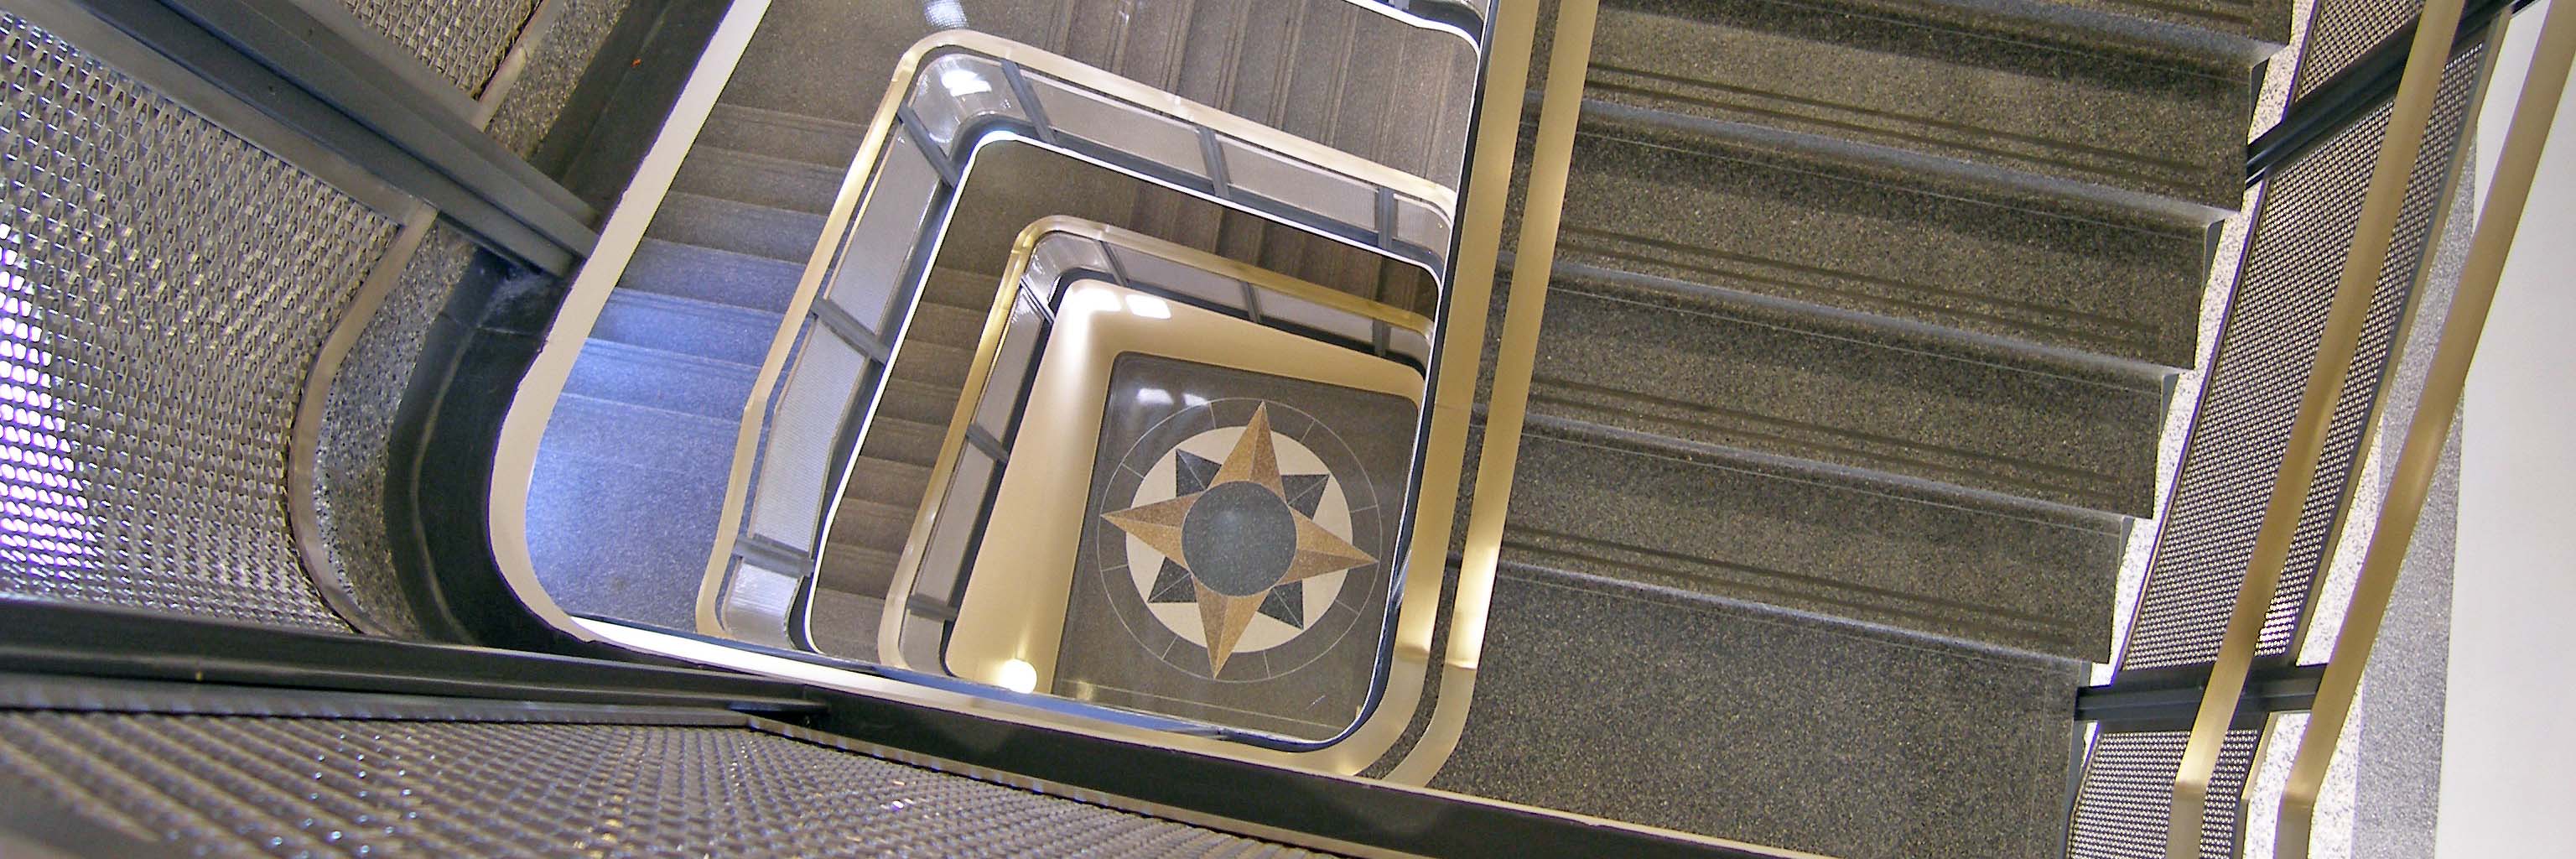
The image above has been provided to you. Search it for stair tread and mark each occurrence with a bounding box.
[563,339,759,421]
[594,289,783,367]
[1585,0,2250,211]
[1428,566,2083,859]
[647,190,829,263]
[620,237,808,315]
[672,145,845,216]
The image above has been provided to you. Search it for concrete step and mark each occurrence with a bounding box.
[886,339,976,390]
[699,102,866,169]
[860,414,948,468]
[1583,0,2251,211]
[875,377,962,426]
[804,585,886,661]
[1427,565,2085,859]
[827,497,914,558]
[592,289,781,367]
[617,237,807,315]
[672,145,844,215]
[1523,269,2167,517]
[1546,109,2213,370]
[903,297,989,348]
[528,395,736,631]
[646,190,828,263]
[1497,418,2127,661]
[562,339,758,421]
[841,457,933,521]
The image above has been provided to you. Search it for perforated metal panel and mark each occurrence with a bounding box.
[0,711,1333,857]
[2292,0,2427,101]
[337,0,542,95]
[2068,729,2264,859]
[2122,45,2480,671]
[0,14,393,631]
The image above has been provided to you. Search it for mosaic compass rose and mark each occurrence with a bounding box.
[1098,404,1377,674]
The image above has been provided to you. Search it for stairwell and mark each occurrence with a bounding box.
[1420,1,2283,856]
[531,0,1470,634]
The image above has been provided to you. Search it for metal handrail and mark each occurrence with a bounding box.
[2272,3,2575,856]
[2167,0,2475,852]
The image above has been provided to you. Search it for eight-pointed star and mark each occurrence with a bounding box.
[1100,404,1375,674]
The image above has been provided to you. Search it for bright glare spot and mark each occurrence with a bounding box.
[1067,289,1122,315]
[995,659,1037,694]
[939,66,991,97]
[1124,294,1171,319]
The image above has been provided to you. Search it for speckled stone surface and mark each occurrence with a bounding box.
[1587,0,2250,209]
[1429,568,2085,859]
[1524,267,2170,516]
[1500,419,2126,660]
[1550,114,2215,370]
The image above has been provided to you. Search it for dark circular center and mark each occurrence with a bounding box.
[1180,481,1297,597]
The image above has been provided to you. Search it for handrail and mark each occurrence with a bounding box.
[2249,0,2542,183]
[2168,0,2474,852]
[2272,3,2575,856]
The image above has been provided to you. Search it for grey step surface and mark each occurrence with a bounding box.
[561,339,759,421]
[1526,267,2168,517]
[698,102,866,169]
[1585,0,2252,211]
[592,289,781,367]
[530,395,736,630]
[618,237,808,314]
[646,191,829,263]
[1498,420,2126,661]
[1427,567,2085,859]
[672,145,845,215]
[1547,110,2214,370]
[805,585,886,662]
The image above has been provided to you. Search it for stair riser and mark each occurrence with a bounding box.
[1528,281,2164,516]
[1591,0,2247,209]
[563,345,757,421]
[673,149,844,215]
[593,294,781,367]
[699,105,864,169]
[1550,128,2210,368]
[1504,428,2122,660]
[618,238,807,314]
[647,193,828,263]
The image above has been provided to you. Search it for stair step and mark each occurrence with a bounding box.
[526,445,730,632]
[1500,419,2124,660]
[875,377,962,426]
[1525,274,2164,516]
[672,145,845,215]
[827,497,915,554]
[593,289,782,367]
[1547,112,2211,369]
[902,298,990,349]
[699,104,868,168]
[563,339,759,421]
[1426,565,2085,859]
[844,456,933,508]
[1586,0,2248,211]
[802,585,885,661]
[919,268,1007,314]
[858,414,948,467]
[887,340,976,390]
[541,392,737,471]
[618,237,807,314]
[647,191,829,263]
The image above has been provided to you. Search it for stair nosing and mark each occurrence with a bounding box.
[577,336,763,377]
[1506,410,2129,532]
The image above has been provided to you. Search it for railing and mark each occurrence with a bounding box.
[2072,0,2573,854]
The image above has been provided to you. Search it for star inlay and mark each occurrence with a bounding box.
[1100,404,1375,674]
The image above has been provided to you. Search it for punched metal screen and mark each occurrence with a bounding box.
[2120,44,2480,671]
[2067,729,2264,859]
[336,0,542,95]
[0,14,394,631]
[0,711,1333,857]
[2292,0,2429,100]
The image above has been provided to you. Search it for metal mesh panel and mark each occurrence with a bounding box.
[0,14,394,631]
[336,0,541,95]
[0,711,1333,857]
[2069,729,2264,859]
[2122,45,2479,671]
[2291,0,2426,102]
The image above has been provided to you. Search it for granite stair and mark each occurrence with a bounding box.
[1424,0,2287,856]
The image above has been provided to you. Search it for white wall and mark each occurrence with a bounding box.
[2439,2,2576,854]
